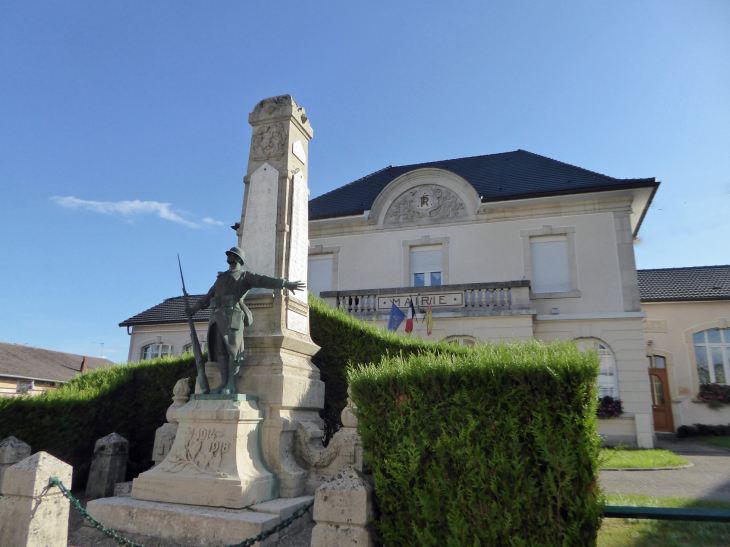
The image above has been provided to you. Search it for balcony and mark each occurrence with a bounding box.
[319,281,534,319]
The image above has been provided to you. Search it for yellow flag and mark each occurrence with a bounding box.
[426,301,433,336]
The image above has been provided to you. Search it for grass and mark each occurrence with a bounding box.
[598,494,730,546]
[694,436,730,450]
[600,447,691,469]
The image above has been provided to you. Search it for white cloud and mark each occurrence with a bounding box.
[51,196,199,228]
[202,217,225,226]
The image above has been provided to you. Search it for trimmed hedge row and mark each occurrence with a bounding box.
[348,341,603,546]
[308,294,466,440]
[0,355,196,487]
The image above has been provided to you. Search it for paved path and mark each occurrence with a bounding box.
[599,437,730,502]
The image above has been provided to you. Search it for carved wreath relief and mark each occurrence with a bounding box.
[251,123,287,160]
[161,427,230,478]
[388,186,465,223]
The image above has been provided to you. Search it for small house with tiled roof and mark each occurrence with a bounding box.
[0,342,113,397]
[638,265,730,431]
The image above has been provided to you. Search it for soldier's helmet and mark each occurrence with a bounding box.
[225,246,245,264]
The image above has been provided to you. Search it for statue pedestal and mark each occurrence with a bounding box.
[131,395,278,509]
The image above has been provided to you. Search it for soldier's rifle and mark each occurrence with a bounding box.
[177,254,210,393]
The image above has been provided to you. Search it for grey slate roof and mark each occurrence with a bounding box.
[308,149,657,220]
[119,295,210,327]
[638,265,730,302]
[0,342,115,383]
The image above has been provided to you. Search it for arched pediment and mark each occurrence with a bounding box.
[369,168,480,227]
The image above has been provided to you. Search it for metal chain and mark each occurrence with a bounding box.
[48,477,314,547]
[48,477,145,547]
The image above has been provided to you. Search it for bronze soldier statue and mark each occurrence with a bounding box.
[186,246,304,395]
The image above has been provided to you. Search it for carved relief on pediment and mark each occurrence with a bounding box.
[251,122,288,161]
[386,185,465,224]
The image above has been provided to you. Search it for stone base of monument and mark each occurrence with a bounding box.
[86,495,314,546]
[131,394,279,509]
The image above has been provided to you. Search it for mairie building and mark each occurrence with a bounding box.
[121,150,730,447]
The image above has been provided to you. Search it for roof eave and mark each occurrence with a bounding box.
[641,296,730,303]
[120,318,205,327]
[479,180,658,206]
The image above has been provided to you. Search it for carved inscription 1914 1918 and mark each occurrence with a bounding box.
[161,427,230,478]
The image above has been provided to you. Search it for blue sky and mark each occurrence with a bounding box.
[1,1,728,361]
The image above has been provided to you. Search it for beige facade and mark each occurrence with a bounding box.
[308,168,656,447]
[125,323,208,364]
[642,300,730,428]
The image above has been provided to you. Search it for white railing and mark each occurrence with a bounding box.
[321,282,531,316]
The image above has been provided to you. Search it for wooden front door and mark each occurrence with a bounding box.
[648,368,674,432]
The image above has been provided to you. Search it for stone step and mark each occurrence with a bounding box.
[86,495,313,546]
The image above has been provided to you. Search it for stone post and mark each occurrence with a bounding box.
[311,467,375,547]
[229,95,325,498]
[0,451,73,547]
[85,433,129,500]
[0,436,31,491]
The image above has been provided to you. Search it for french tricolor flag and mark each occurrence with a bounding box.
[405,299,416,334]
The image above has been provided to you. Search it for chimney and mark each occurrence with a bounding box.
[80,356,87,373]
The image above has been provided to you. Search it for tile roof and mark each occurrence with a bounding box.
[309,149,657,220]
[0,342,115,384]
[119,295,210,327]
[638,265,730,302]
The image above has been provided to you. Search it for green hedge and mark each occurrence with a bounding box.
[348,341,603,546]
[0,355,196,488]
[308,294,466,440]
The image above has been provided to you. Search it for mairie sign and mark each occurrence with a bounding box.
[377,292,463,310]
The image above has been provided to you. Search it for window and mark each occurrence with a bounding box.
[648,355,666,369]
[182,342,208,354]
[520,225,580,298]
[141,344,173,360]
[16,381,34,394]
[693,329,730,385]
[576,339,618,398]
[402,235,450,286]
[444,335,478,347]
[308,255,334,298]
[530,235,570,293]
[411,245,442,287]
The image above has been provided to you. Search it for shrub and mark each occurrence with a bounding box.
[348,340,603,546]
[0,355,196,488]
[596,396,623,418]
[308,294,464,441]
[676,423,730,438]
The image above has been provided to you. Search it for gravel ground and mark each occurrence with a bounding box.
[599,436,730,502]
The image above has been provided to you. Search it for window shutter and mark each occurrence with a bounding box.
[308,256,334,297]
[411,246,442,274]
[530,236,570,293]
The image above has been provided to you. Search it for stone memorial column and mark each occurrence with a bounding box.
[233,95,325,498]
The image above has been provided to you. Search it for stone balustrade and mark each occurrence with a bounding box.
[320,281,532,316]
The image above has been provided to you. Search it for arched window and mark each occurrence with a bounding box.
[444,335,478,347]
[576,339,618,398]
[693,329,730,385]
[182,342,208,354]
[141,344,173,360]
